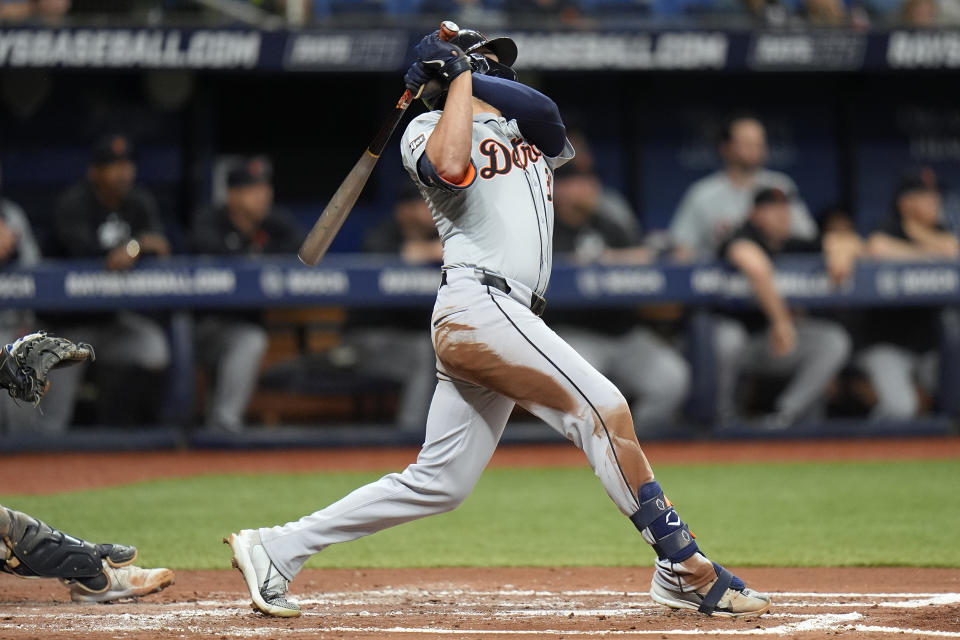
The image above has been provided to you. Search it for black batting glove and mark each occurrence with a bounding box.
[404,61,432,93]
[414,32,471,84]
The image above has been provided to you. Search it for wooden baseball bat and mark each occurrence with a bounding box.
[298,20,460,266]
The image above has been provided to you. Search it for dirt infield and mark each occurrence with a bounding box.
[2,436,959,638]
[1,567,959,639]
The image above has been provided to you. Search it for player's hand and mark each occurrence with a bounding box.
[0,332,95,404]
[138,232,171,257]
[106,245,137,271]
[413,32,470,84]
[769,318,797,358]
[404,61,432,93]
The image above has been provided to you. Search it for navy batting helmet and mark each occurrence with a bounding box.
[422,28,518,109]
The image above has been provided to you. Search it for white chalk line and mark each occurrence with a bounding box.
[2,590,960,637]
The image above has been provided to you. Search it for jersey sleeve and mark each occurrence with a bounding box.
[400,112,441,187]
[545,137,575,171]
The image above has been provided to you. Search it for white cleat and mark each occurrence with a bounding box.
[69,564,175,603]
[224,529,301,618]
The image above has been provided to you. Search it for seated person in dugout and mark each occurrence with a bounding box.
[548,161,690,434]
[855,168,957,419]
[189,156,304,432]
[46,133,172,429]
[716,187,855,428]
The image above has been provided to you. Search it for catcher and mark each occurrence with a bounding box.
[0,332,175,602]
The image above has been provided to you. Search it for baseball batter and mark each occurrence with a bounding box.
[0,332,175,602]
[227,27,771,619]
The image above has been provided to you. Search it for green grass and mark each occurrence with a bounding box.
[2,460,958,569]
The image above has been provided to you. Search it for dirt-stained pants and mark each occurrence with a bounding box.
[260,268,653,581]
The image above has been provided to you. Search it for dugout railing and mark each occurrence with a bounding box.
[0,255,957,451]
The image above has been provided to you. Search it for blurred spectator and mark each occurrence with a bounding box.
[419,0,506,29]
[365,184,443,265]
[900,0,937,24]
[0,0,71,24]
[504,0,591,27]
[670,115,817,263]
[31,0,70,23]
[328,185,439,432]
[801,0,848,24]
[55,134,171,267]
[0,161,42,432]
[854,168,957,419]
[0,1,31,21]
[549,162,690,433]
[45,134,172,429]
[190,156,302,432]
[718,187,853,429]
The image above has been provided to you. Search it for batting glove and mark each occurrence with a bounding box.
[414,32,471,84]
[404,61,432,93]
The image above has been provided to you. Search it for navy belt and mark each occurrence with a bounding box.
[440,270,547,317]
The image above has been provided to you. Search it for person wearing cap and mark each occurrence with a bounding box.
[44,134,172,429]
[670,115,818,263]
[716,187,852,429]
[189,156,303,432]
[547,148,691,435]
[853,168,958,419]
[54,134,171,268]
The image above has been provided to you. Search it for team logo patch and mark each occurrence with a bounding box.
[409,133,426,152]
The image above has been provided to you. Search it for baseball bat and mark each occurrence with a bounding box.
[297,20,460,266]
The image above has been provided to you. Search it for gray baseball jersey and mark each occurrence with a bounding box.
[400,110,573,297]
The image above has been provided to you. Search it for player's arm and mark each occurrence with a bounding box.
[865,232,934,259]
[424,72,475,185]
[470,74,566,158]
[822,229,864,286]
[726,239,796,356]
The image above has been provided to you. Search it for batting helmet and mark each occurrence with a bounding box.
[422,28,519,109]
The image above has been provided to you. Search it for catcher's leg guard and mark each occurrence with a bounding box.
[629,481,700,563]
[0,506,136,592]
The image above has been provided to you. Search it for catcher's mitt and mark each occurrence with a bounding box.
[0,332,95,404]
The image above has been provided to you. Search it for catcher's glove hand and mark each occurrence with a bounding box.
[0,332,95,404]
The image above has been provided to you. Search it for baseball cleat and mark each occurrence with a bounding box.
[68,563,175,603]
[224,529,301,618]
[650,563,771,618]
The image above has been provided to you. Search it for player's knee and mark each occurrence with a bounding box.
[648,355,690,408]
[136,335,171,370]
[436,486,471,512]
[713,319,748,362]
[0,505,10,537]
[233,325,269,359]
[816,326,852,368]
[873,389,918,420]
[599,394,636,441]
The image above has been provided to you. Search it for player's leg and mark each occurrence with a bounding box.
[196,318,268,432]
[434,284,769,617]
[0,503,174,602]
[226,376,514,617]
[610,327,690,432]
[713,316,748,423]
[743,318,851,425]
[856,343,918,419]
